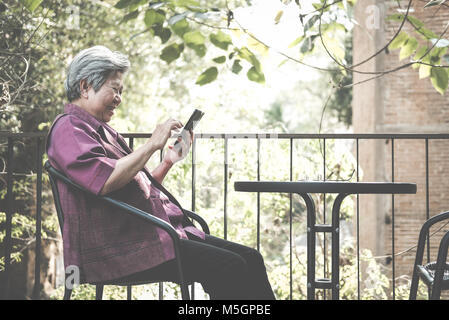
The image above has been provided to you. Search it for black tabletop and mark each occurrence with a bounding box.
[234,181,417,194]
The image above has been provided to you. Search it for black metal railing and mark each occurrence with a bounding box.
[2,132,449,300]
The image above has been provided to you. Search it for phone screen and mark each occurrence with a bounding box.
[174,109,204,146]
[183,109,204,132]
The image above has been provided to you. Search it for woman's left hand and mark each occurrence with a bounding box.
[163,130,193,165]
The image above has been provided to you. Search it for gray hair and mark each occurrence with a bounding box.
[64,45,130,102]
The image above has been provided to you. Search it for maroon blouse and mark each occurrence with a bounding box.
[46,103,204,283]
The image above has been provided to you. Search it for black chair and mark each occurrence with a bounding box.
[44,160,210,300]
[410,211,449,300]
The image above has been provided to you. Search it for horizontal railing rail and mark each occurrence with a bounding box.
[1,131,447,300]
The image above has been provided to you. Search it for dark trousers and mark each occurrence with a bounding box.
[116,234,275,300]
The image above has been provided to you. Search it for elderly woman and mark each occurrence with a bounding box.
[46,46,274,300]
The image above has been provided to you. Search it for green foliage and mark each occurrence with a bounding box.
[110,0,360,86]
[387,12,449,95]
[21,0,44,12]
[0,177,59,272]
[328,35,353,127]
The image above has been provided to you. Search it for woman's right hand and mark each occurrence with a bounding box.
[149,118,183,150]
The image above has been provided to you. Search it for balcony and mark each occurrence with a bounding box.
[1,131,449,300]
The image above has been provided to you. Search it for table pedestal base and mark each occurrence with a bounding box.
[300,193,349,300]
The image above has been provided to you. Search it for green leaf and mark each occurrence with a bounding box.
[414,46,429,60]
[120,10,140,24]
[419,64,432,79]
[129,0,147,11]
[387,14,424,29]
[430,67,449,94]
[231,59,243,74]
[114,0,146,10]
[168,13,187,25]
[152,25,172,44]
[171,18,190,37]
[183,31,206,57]
[399,37,418,60]
[210,31,233,51]
[196,67,218,85]
[173,0,201,7]
[114,0,134,9]
[303,15,319,33]
[419,27,438,40]
[288,36,304,48]
[247,66,265,84]
[407,16,425,29]
[21,0,43,12]
[212,56,226,64]
[238,47,262,72]
[388,32,409,50]
[424,0,447,8]
[183,30,205,45]
[412,46,428,69]
[300,35,318,54]
[185,43,206,57]
[274,10,283,24]
[144,9,165,27]
[160,43,184,64]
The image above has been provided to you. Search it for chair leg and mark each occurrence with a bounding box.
[180,283,190,300]
[409,233,427,299]
[96,285,104,300]
[127,285,132,300]
[409,219,435,300]
[63,286,72,300]
[431,231,449,300]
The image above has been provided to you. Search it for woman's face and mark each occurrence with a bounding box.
[85,71,124,123]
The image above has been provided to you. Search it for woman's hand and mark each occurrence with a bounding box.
[163,129,193,165]
[150,118,183,151]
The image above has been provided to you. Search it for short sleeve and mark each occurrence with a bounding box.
[47,116,117,195]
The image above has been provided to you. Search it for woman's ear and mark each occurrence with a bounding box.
[79,79,90,99]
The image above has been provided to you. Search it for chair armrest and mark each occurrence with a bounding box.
[101,197,181,243]
[182,209,210,235]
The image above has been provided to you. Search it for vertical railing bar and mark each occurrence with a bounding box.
[425,139,430,263]
[128,137,134,299]
[192,137,197,213]
[224,136,228,240]
[159,147,163,300]
[289,137,293,300]
[191,135,197,300]
[425,138,431,299]
[33,137,43,300]
[3,137,14,299]
[159,282,164,300]
[356,138,360,300]
[323,138,327,300]
[391,138,395,300]
[257,136,261,252]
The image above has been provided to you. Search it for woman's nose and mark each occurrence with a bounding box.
[114,94,122,105]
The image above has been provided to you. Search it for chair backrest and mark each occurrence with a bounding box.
[45,161,66,235]
[45,160,94,236]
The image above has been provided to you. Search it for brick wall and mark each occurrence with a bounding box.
[353,0,449,298]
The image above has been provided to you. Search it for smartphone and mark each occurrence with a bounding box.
[174,109,204,145]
